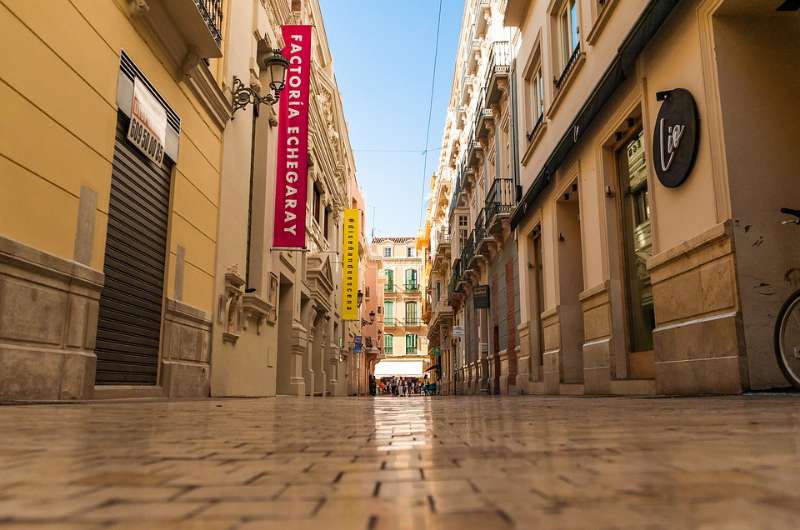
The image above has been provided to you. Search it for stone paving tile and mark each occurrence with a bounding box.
[1,395,800,528]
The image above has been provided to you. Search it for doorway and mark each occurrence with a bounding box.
[95,113,170,385]
[713,3,800,388]
[616,129,655,378]
[527,225,545,381]
[276,275,294,395]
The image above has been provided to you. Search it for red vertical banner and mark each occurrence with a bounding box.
[273,25,312,249]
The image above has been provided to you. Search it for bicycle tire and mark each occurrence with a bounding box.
[774,288,800,390]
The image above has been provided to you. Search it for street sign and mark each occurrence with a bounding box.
[453,325,465,338]
[473,284,490,309]
[353,335,362,353]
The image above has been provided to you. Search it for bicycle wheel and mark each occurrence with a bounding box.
[775,289,800,389]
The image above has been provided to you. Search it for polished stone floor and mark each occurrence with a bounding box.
[1,395,800,529]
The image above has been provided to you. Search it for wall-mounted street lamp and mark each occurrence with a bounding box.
[231,48,289,118]
[357,290,364,307]
[361,310,375,327]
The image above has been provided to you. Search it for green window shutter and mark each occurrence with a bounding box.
[384,334,393,352]
[385,269,394,290]
[384,301,393,324]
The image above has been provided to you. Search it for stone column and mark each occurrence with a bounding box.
[290,323,307,397]
[305,329,315,396]
[318,324,328,397]
[328,345,339,396]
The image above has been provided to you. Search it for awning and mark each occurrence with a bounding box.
[374,360,424,377]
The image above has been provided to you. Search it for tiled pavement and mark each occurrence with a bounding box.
[1,395,800,529]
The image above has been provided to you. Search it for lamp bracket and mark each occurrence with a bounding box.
[231,76,279,119]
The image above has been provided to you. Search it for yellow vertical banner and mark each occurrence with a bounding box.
[341,208,360,321]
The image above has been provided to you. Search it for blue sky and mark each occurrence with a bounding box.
[318,0,463,238]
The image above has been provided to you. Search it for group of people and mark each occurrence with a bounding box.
[378,377,426,396]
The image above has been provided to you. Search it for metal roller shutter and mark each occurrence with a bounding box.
[95,113,171,385]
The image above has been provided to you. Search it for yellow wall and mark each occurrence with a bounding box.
[0,0,222,313]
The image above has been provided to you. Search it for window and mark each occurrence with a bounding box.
[458,215,469,249]
[405,269,418,290]
[383,246,392,257]
[312,183,322,224]
[558,0,580,73]
[384,301,394,325]
[323,206,331,240]
[532,66,544,126]
[435,281,441,302]
[405,302,418,324]
[384,269,394,291]
[406,246,416,257]
[405,334,418,354]
[384,334,393,353]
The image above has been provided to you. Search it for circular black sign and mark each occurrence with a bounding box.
[652,88,699,188]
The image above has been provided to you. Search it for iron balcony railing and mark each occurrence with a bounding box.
[485,41,511,95]
[404,283,420,292]
[527,112,545,142]
[384,283,395,292]
[461,230,475,266]
[485,178,516,223]
[194,0,224,45]
[438,230,451,247]
[555,43,582,90]
[474,208,487,245]
[448,258,463,300]
[404,318,424,327]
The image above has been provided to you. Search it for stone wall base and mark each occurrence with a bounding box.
[654,313,744,395]
[0,236,103,401]
[160,299,211,398]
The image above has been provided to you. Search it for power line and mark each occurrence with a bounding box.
[418,0,444,228]
[353,147,443,153]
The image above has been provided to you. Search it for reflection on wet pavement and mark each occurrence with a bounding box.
[1,395,800,529]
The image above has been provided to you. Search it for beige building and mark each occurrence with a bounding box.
[425,0,521,396]
[0,0,362,400]
[212,0,361,399]
[505,0,800,395]
[426,0,800,396]
[373,237,429,379]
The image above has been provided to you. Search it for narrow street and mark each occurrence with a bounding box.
[2,395,800,529]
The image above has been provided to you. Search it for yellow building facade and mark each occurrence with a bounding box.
[0,0,362,400]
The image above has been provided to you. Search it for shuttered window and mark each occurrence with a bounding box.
[405,334,417,354]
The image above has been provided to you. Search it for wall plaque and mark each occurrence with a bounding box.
[473,284,490,309]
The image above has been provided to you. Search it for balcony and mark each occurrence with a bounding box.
[556,44,582,91]
[404,318,425,327]
[476,0,491,37]
[466,137,483,169]
[485,178,517,231]
[404,283,420,293]
[448,258,464,304]
[485,41,511,105]
[460,75,475,105]
[461,231,476,271]
[438,231,452,250]
[474,208,492,254]
[134,0,224,60]
[384,283,395,293]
